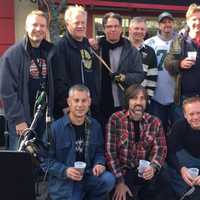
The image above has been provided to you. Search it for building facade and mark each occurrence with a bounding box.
[67,0,199,38]
[0,0,199,55]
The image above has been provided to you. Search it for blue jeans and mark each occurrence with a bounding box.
[7,121,19,150]
[148,100,182,133]
[167,149,200,197]
[71,171,115,200]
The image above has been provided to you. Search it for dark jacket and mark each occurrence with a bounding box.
[165,33,200,105]
[0,36,55,125]
[99,37,144,106]
[54,31,101,118]
[164,34,184,105]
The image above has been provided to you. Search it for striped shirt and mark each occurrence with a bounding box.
[105,110,167,179]
[139,44,158,99]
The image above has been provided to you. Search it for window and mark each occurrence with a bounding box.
[93,15,185,39]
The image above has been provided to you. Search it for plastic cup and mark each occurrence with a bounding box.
[188,168,199,178]
[187,51,197,61]
[138,160,150,177]
[74,161,86,174]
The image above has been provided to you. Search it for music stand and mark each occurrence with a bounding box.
[0,151,35,200]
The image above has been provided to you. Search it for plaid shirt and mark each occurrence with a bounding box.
[105,110,167,179]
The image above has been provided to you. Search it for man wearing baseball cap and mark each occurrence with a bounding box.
[145,11,179,134]
[158,12,174,23]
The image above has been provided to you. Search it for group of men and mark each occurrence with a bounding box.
[1,3,200,200]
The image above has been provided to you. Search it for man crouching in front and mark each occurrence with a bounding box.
[42,84,115,200]
[106,84,167,200]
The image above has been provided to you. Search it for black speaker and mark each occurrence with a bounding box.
[0,151,35,200]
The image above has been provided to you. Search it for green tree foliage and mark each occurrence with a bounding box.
[38,0,67,42]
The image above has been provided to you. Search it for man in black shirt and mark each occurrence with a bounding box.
[167,96,200,198]
[54,5,101,121]
[0,10,55,150]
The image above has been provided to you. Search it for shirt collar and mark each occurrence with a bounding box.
[138,42,145,51]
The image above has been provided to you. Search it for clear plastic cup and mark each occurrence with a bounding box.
[138,160,150,177]
[188,168,199,178]
[74,161,86,174]
[187,51,197,61]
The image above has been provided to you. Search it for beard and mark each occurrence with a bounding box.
[129,105,145,121]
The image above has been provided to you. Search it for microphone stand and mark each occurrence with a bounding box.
[45,105,52,148]
[18,102,47,152]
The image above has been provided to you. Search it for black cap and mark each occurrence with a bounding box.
[158,12,174,23]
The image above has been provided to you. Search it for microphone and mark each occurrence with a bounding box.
[35,91,46,107]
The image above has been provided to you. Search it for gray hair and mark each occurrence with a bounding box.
[64,5,87,23]
[129,17,146,27]
[68,84,90,97]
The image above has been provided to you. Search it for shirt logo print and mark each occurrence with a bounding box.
[29,58,47,79]
[75,138,84,153]
[80,49,92,70]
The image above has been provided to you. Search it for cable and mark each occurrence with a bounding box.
[90,47,125,92]
[179,186,195,200]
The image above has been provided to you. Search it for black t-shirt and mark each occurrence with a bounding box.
[167,119,200,172]
[133,120,140,143]
[28,46,48,137]
[72,123,85,162]
[28,47,47,117]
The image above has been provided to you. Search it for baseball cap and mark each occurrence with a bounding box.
[158,12,174,23]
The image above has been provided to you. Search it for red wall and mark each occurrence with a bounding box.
[0,0,15,55]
